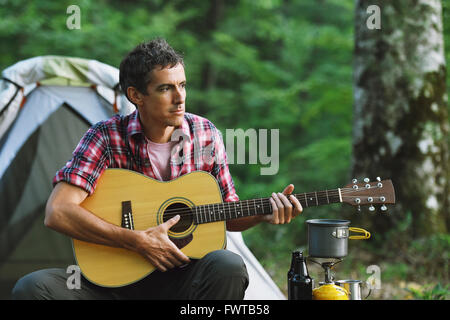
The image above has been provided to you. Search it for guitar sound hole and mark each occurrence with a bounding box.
[163,203,193,233]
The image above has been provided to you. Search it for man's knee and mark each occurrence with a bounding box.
[204,250,249,279]
[12,271,46,300]
[11,268,65,300]
[193,250,249,299]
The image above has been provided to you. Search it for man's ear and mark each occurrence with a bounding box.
[127,87,143,107]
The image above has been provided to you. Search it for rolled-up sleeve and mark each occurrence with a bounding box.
[53,124,110,195]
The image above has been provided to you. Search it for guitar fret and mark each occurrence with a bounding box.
[316,191,322,206]
[304,193,308,207]
[225,202,229,220]
[223,203,227,221]
[306,193,315,207]
[193,206,198,224]
[246,199,250,217]
[213,203,217,222]
[226,203,229,219]
[326,189,330,204]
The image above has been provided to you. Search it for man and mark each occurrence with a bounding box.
[12,38,302,300]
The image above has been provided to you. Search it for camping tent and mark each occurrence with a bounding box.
[0,56,285,300]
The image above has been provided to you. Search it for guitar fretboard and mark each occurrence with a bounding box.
[193,189,341,225]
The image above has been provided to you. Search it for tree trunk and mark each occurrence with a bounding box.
[195,0,224,116]
[352,0,449,240]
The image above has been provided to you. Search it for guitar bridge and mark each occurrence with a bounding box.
[121,201,134,230]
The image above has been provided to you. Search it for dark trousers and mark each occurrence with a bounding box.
[11,250,249,300]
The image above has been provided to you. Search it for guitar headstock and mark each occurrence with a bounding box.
[341,177,395,213]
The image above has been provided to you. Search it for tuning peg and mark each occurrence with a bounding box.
[364,177,370,183]
[376,177,381,182]
[369,205,376,212]
[352,178,358,184]
[381,205,387,212]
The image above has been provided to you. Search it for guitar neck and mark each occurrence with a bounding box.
[193,188,342,225]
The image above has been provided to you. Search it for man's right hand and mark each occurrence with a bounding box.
[133,215,191,272]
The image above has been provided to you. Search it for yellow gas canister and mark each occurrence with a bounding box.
[312,284,349,300]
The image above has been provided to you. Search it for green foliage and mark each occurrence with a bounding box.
[406,283,449,300]
[406,233,450,283]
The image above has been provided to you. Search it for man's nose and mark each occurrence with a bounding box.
[173,86,185,104]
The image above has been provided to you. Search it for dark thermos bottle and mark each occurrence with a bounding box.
[288,251,313,300]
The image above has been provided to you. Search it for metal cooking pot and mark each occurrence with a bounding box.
[306,219,371,258]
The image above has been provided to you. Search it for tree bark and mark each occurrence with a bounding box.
[352,0,449,239]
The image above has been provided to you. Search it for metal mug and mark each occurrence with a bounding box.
[335,280,371,300]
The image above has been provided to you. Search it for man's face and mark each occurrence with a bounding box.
[137,63,186,129]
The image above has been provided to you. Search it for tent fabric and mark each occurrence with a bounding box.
[226,232,285,299]
[1,55,117,88]
[0,86,112,179]
[0,55,133,140]
[0,55,286,300]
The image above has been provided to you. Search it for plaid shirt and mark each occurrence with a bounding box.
[53,110,239,202]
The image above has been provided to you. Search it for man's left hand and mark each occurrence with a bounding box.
[264,184,303,224]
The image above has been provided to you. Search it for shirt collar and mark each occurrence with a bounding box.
[127,109,191,142]
[127,109,143,137]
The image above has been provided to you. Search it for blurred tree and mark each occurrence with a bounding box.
[352,0,449,240]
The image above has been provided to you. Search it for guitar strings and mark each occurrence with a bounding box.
[134,188,377,220]
[129,193,339,224]
[126,186,384,225]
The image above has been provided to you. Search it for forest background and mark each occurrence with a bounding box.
[0,0,448,299]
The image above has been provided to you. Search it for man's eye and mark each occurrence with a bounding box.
[160,86,169,92]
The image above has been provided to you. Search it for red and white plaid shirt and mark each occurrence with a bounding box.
[53,110,239,202]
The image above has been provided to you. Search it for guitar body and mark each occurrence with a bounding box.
[73,169,226,287]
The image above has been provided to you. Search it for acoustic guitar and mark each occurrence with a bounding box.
[73,168,395,287]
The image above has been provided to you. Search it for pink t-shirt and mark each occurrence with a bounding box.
[145,137,177,181]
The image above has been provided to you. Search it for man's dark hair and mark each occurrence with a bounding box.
[119,38,184,101]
